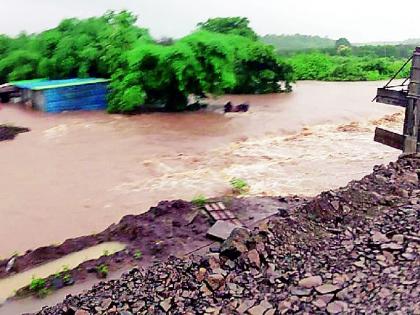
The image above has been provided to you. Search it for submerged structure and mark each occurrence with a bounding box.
[12,78,109,113]
[375,47,420,153]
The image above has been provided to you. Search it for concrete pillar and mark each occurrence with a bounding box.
[404,47,420,153]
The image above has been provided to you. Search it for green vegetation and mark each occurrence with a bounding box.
[261,34,336,52]
[191,195,208,207]
[198,17,258,41]
[261,34,416,58]
[0,13,292,113]
[286,52,411,81]
[108,23,292,112]
[1,10,416,109]
[261,34,414,81]
[323,44,415,59]
[29,277,46,291]
[96,264,109,278]
[54,265,72,283]
[230,178,250,195]
[29,277,50,298]
[134,250,143,260]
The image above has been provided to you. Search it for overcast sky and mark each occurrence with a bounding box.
[0,0,418,43]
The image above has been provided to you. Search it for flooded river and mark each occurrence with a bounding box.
[0,81,402,259]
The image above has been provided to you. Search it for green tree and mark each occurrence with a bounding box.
[0,50,40,81]
[0,11,295,113]
[108,31,237,113]
[229,36,293,93]
[337,45,352,56]
[335,37,351,48]
[197,17,258,41]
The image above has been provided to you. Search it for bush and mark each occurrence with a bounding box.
[54,265,72,283]
[29,277,51,298]
[134,249,143,260]
[96,264,109,278]
[29,277,46,292]
[230,178,250,195]
[191,195,207,207]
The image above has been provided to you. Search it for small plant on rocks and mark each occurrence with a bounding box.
[134,249,143,260]
[96,264,109,279]
[29,277,50,298]
[230,178,250,195]
[191,195,207,207]
[60,265,72,283]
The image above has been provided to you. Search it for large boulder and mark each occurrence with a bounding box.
[220,228,251,260]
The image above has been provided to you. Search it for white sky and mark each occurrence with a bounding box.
[0,0,418,43]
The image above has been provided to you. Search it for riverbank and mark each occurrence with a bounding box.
[36,154,420,314]
[0,195,307,313]
[0,81,403,258]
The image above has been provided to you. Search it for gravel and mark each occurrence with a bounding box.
[36,154,420,314]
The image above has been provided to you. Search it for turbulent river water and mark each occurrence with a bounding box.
[0,81,403,259]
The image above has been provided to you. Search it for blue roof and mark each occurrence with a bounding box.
[13,78,109,91]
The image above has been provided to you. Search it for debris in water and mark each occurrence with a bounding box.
[0,125,29,141]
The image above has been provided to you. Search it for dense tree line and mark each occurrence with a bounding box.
[286,53,411,81]
[261,34,336,52]
[282,38,413,81]
[321,44,416,59]
[1,11,415,111]
[0,13,292,112]
[261,34,417,60]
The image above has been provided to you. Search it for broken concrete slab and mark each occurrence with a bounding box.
[207,221,240,241]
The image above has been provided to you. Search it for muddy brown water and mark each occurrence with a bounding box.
[0,81,402,261]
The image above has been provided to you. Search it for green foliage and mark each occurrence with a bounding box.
[337,45,352,56]
[134,250,143,260]
[108,30,292,112]
[36,287,51,298]
[29,277,46,292]
[335,38,351,48]
[287,53,335,80]
[0,12,293,113]
[197,17,258,41]
[261,34,335,52]
[55,265,72,283]
[29,276,51,298]
[191,195,207,207]
[287,53,411,81]
[350,44,415,59]
[0,50,40,82]
[0,11,150,85]
[96,264,109,278]
[230,178,250,195]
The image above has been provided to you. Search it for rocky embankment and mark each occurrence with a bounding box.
[37,155,419,315]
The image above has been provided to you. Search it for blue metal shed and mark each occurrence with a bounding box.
[13,78,109,113]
